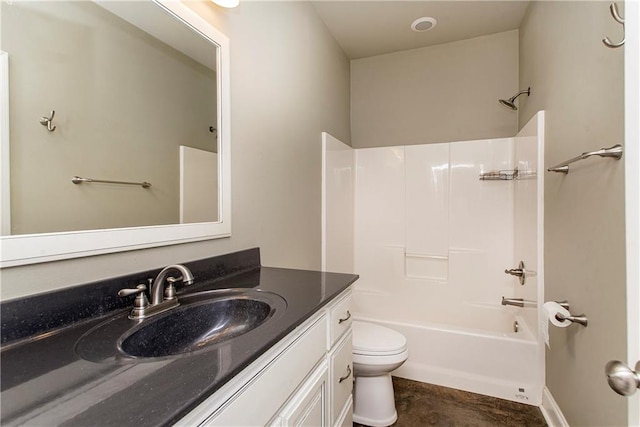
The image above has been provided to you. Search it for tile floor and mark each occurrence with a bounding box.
[355,377,547,427]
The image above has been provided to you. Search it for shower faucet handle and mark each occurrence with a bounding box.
[505,261,527,285]
[504,267,524,277]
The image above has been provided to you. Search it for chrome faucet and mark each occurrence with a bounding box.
[118,264,194,319]
[150,264,194,305]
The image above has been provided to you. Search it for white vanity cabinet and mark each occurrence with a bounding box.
[177,288,353,427]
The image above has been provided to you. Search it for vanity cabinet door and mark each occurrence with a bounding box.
[330,331,353,426]
[334,396,353,427]
[199,315,327,426]
[278,362,329,427]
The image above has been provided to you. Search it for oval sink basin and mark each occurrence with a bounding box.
[119,297,275,358]
[75,289,287,362]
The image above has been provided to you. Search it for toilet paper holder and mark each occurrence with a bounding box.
[554,301,588,327]
[555,312,588,327]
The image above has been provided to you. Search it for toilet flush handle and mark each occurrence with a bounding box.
[338,310,352,324]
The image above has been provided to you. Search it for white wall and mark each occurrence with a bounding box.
[0,1,351,301]
[351,30,519,148]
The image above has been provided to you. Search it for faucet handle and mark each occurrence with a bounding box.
[165,277,178,300]
[118,284,147,297]
[164,276,193,300]
[118,284,150,320]
[167,276,192,285]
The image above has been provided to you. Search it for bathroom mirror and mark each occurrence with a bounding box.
[0,1,231,267]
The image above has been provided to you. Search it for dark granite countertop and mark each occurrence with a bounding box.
[0,248,358,426]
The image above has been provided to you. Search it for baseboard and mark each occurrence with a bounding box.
[540,387,569,427]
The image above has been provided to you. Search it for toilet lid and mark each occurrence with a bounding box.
[352,321,407,355]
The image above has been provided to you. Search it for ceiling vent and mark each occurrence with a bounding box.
[411,17,437,32]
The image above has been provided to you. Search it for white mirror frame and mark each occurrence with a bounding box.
[0,1,231,268]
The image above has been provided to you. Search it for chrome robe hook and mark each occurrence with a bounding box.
[39,110,56,132]
[603,3,625,48]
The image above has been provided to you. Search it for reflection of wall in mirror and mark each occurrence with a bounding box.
[1,1,218,235]
[179,146,218,224]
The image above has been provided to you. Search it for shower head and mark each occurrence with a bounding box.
[499,98,518,110]
[498,87,531,110]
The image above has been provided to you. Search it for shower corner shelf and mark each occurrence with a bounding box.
[479,169,518,181]
[479,169,536,181]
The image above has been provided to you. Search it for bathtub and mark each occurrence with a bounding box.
[353,303,543,406]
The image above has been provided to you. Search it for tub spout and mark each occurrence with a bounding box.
[501,297,536,308]
[501,297,524,307]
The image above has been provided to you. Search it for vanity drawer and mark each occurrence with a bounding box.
[328,290,352,348]
[330,331,353,426]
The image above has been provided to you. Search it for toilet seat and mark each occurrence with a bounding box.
[352,321,407,356]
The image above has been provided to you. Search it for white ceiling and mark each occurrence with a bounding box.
[311,1,530,59]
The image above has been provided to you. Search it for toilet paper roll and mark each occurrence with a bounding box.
[543,301,572,328]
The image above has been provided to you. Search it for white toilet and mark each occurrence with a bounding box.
[352,321,409,427]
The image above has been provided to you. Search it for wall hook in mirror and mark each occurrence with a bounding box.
[39,110,56,132]
[603,3,625,48]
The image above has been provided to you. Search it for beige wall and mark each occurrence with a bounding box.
[519,2,626,425]
[351,30,518,148]
[2,2,217,234]
[0,1,350,300]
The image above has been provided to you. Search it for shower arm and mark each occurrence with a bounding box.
[508,88,531,102]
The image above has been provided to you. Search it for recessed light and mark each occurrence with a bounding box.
[211,0,239,8]
[411,17,437,32]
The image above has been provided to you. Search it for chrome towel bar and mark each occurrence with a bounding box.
[547,144,623,174]
[72,176,152,188]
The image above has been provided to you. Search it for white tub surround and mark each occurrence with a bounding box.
[322,112,545,406]
[353,138,515,319]
[322,132,355,274]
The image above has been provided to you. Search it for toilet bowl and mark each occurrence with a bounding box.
[352,321,409,427]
